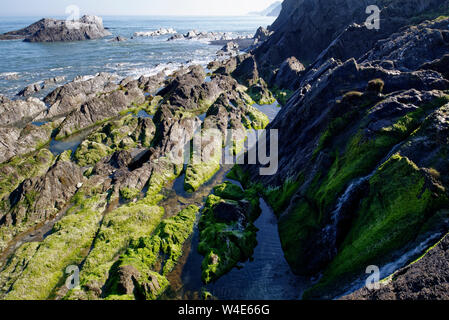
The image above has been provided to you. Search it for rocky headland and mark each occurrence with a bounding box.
[0,15,111,42]
[1,0,449,301]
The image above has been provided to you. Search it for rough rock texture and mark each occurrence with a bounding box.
[273,57,305,90]
[56,86,145,138]
[254,0,449,77]
[17,83,42,97]
[242,15,449,299]
[343,235,449,300]
[0,125,52,164]
[42,72,118,119]
[0,97,46,126]
[4,160,84,227]
[0,15,111,42]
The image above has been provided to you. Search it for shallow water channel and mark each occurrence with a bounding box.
[161,101,309,300]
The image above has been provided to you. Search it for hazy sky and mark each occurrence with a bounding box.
[0,0,278,16]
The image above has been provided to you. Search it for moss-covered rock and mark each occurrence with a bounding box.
[264,175,304,215]
[272,88,294,106]
[246,105,270,130]
[74,140,113,167]
[119,187,140,201]
[247,82,276,105]
[104,205,198,300]
[0,148,54,202]
[184,130,222,192]
[198,184,261,284]
[73,114,155,166]
[72,200,165,298]
[213,181,244,201]
[0,193,106,300]
[304,154,449,299]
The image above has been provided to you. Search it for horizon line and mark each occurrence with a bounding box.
[0,14,275,18]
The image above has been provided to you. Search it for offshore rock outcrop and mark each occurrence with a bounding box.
[0,15,111,42]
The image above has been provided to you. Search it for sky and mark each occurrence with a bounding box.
[0,0,278,16]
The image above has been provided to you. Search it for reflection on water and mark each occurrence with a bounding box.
[176,197,309,300]
[198,113,207,121]
[134,109,153,119]
[253,101,280,122]
[162,102,308,300]
[49,129,93,155]
[31,121,48,127]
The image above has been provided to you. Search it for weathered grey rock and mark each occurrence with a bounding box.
[56,87,145,138]
[42,72,118,119]
[273,57,305,90]
[5,160,84,227]
[343,224,449,300]
[253,26,272,45]
[360,18,449,71]
[0,15,111,42]
[42,76,66,88]
[217,41,239,56]
[0,97,46,126]
[254,0,449,78]
[17,83,42,97]
[0,125,52,164]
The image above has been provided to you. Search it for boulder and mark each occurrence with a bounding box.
[0,97,46,126]
[109,36,127,42]
[213,200,248,224]
[273,56,305,90]
[17,83,42,97]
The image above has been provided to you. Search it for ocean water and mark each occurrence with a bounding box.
[0,16,275,97]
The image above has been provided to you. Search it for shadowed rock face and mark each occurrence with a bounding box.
[242,14,449,299]
[342,234,449,300]
[0,15,111,42]
[254,0,449,75]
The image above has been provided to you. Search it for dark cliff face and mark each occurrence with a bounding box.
[241,1,449,299]
[254,0,449,73]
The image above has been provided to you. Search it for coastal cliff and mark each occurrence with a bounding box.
[239,0,449,299]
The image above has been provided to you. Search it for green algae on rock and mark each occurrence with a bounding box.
[198,182,261,284]
[184,129,222,193]
[69,199,165,299]
[103,205,199,300]
[74,114,155,167]
[0,193,106,300]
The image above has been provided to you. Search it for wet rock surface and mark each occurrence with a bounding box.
[343,234,449,300]
[236,1,449,299]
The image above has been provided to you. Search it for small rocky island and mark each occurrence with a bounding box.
[0,15,111,42]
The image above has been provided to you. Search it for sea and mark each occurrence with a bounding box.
[0,15,275,98]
